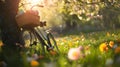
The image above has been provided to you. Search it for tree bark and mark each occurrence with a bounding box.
[0,0,24,47]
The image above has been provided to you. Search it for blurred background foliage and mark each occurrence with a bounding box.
[19,0,120,33]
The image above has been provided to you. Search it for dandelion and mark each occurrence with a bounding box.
[115,46,120,54]
[68,42,73,47]
[109,41,114,48]
[99,43,108,52]
[112,33,115,36]
[107,32,110,36]
[30,60,39,67]
[68,48,81,60]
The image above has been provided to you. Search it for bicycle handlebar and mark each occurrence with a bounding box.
[31,4,44,10]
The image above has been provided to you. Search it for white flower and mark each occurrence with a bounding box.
[27,54,39,62]
[68,48,81,60]
[27,57,33,62]
[32,53,39,60]
[113,44,118,49]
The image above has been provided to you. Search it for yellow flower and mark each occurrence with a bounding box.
[109,41,114,48]
[0,41,3,47]
[112,33,115,36]
[107,32,110,36]
[30,60,39,67]
[115,46,120,54]
[99,43,108,52]
[68,42,73,47]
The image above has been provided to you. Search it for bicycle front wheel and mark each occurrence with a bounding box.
[47,32,59,53]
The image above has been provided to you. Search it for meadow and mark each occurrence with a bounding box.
[0,29,120,67]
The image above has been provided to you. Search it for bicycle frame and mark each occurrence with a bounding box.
[18,3,59,54]
[22,22,59,54]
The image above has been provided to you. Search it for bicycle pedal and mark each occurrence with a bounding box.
[47,46,54,51]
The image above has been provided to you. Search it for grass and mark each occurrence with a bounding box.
[0,29,120,67]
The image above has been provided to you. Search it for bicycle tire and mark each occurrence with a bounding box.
[35,27,59,52]
[46,32,59,52]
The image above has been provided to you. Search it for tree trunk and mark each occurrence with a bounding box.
[0,0,24,47]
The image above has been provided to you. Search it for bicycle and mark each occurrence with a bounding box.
[16,3,60,54]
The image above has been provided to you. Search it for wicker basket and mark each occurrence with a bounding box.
[16,11,40,28]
